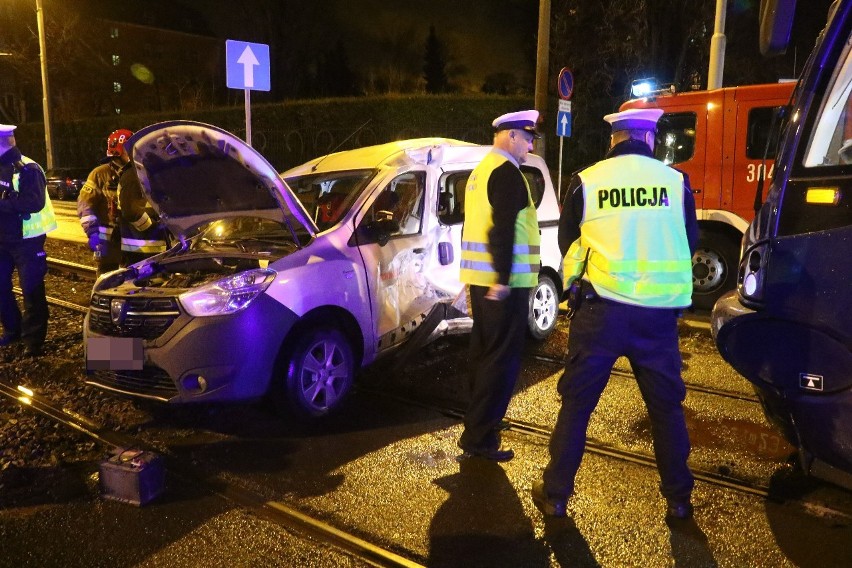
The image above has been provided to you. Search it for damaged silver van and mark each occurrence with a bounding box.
[83,121,562,417]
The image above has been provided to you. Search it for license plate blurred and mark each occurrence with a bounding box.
[87,337,144,371]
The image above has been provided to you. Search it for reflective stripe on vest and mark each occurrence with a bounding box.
[459,152,541,288]
[577,153,692,308]
[14,158,58,238]
[561,238,587,290]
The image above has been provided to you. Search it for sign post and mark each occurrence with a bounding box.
[556,67,574,202]
[225,40,271,147]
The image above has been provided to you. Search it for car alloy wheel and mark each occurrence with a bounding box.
[528,274,558,340]
[281,326,355,418]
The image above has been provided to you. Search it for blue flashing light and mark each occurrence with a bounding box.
[631,79,656,98]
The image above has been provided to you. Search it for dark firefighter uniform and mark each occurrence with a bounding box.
[0,124,57,356]
[78,129,133,275]
[458,109,541,461]
[535,108,699,519]
[117,163,168,265]
[77,160,123,274]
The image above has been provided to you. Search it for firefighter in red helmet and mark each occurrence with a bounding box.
[77,129,133,275]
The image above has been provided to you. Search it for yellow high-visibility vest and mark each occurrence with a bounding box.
[14,157,57,238]
[569,153,692,308]
[460,152,540,288]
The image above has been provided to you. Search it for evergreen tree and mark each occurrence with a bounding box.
[423,25,448,94]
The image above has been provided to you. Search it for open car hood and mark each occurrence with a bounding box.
[127,121,318,239]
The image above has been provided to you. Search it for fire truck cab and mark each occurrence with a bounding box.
[620,81,795,310]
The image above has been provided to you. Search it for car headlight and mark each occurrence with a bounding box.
[180,269,276,317]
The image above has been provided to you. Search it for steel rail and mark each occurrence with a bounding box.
[47,257,96,279]
[12,285,88,314]
[527,352,760,403]
[360,387,852,522]
[0,380,426,568]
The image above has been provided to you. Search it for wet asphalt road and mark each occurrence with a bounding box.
[2,314,852,567]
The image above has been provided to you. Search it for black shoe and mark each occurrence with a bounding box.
[456,446,515,463]
[666,499,694,520]
[24,343,43,357]
[0,333,20,346]
[531,481,567,517]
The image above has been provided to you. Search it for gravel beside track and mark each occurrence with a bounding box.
[0,239,144,507]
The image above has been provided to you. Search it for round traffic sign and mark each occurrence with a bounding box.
[558,67,574,100]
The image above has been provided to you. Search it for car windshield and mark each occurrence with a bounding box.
[188,216,301,256]
[285,170,375,231]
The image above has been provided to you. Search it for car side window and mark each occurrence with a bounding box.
[520,165,546,208]
[361,171,425,240]
[438,171,470,225]
[440,166,544,226]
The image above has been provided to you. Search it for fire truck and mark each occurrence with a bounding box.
[620,80,795,310]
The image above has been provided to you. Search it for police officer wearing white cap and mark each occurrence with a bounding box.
[531,108,699,519]
[457,109,542,462]
[0,124,57,356]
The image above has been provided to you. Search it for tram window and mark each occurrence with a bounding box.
[746,106,785,159]
[803,42,852,167]
[654,113,696,165]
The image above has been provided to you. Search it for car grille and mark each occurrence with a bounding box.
[89,294,181,340]
[89,367,178,401]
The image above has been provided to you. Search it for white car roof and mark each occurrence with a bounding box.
[283,138,489,176]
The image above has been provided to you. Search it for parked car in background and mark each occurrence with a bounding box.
[45,167,88,200]
[83,121,563,419]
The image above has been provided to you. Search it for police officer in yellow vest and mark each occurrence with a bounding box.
[531,108,699,519]
[0,124,57,357]
[457,110,541,463]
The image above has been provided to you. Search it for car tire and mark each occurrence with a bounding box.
[528,274,558,340]
[692,228,740,312]
[275,326,355,419]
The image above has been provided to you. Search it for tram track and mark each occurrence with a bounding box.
[528,350,761,404]
[360,387,852,522]
[29,252,849,525]
[0,379,427,568]
[11,255,429,566]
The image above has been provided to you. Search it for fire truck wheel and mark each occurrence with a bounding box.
[273,326,355,419]
[692,229,739,311]
[528,274,559,340]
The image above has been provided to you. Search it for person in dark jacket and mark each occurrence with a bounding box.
[116,161,168,265]
[456,110,542,463]
[0,124,55,356]
[531,108,699,520]
[77,129,132,275]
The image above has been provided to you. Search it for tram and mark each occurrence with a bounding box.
[712,0,852,489]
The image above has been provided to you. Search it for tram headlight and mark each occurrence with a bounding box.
[739,245,767,302]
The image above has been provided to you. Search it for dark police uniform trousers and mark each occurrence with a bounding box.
[543,284,694,502]
[459,284,529,453]
[0,233,49,349]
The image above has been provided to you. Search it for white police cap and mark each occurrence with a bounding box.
[492,109,541,138]
[603,108,663,132]
[0,124,17,136]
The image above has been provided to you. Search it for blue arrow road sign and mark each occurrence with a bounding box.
[226,40,270,91]
[557,110,572,137]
